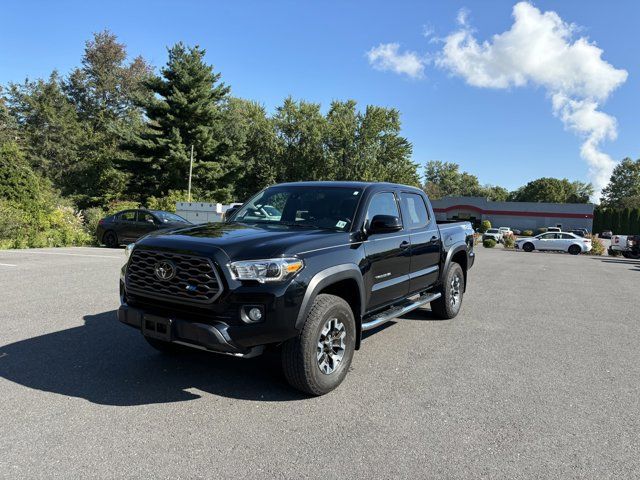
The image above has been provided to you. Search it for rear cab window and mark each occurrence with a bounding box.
[400,192,429,229]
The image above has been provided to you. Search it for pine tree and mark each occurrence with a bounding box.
[126,43,239,202]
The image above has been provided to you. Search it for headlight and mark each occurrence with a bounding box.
[228,258,304,283]
[125,243,135,259]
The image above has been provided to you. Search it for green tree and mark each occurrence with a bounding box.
[227,98,280,200]
[273,97,328,183]
[0,90,19,144]
[0,142,42,203]
[509,177,593,203]
[423,161,502,198]
[127,43,238,202]
[601,158,640,208]
[64,30,152,206]
[7,73,85,194]
[355,105,419,186]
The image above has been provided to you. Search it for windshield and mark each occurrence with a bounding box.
[487,229,499,233]
[153,211,189,223]
[229,186,363,231]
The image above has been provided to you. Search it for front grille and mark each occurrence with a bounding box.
[126,249,223,304]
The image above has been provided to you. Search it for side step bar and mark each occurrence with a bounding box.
[361,292,442,331]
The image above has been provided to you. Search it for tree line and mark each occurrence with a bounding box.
[0,31,419,210]
[1,30,638,217]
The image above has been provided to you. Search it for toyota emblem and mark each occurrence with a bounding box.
[154,260,176,281]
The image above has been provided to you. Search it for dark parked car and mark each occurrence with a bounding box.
[117,181,475,394]
[97,209,191,247]
[600,230,613,239]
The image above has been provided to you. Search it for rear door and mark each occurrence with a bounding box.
[363,191,411,310]
[399,192,440,294]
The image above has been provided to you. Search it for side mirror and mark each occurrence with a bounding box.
[369,215,402,234]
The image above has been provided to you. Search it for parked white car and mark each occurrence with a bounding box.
[515,232,592,255]
[498,227,512,236]
[483,228,503,243]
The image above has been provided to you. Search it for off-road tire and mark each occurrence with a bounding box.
[103,231,119,248]
[431,262,465,320]
[282,294,356,396]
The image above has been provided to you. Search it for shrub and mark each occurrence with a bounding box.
[479,220,492,233]
[585,234,605,256]
[82,207,105,239]
[473,232,482,245]
[146,190,189,213]
[503,233,516,249]
[522,230,534,237]
[483,238,497,248]
[536,227,548,235]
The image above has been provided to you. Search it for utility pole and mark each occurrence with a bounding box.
[187,144,194,202]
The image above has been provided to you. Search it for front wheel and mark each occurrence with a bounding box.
[281,294,356,395]
[431,262,464,320]
[522,242,535,252]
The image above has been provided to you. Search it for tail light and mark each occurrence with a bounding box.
[98,219,105,226]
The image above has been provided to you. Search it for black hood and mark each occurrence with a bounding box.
[136,222,351,260]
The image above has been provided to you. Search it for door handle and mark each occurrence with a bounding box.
[399,240,410,249]
[430,235,438,242]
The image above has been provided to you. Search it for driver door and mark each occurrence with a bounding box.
[537,232,557,250]
[363,191,411,310]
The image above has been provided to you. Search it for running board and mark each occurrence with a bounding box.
[361,292,442,331]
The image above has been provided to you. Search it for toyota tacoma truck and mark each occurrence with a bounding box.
[117,181,475,395]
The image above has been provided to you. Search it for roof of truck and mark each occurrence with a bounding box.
[273,180,422,191]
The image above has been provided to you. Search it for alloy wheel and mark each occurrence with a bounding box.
[450,274,461,308]
[317,318,346,375]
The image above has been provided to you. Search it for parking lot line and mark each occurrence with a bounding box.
[0,250,122,259]
[0,263,17,267]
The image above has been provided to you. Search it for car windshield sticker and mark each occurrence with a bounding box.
[336,220,347,228]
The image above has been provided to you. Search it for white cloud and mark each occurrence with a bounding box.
[456,8,470,27]
[367,43,426,79]
[437,1,627,196]
[366,1,628,197]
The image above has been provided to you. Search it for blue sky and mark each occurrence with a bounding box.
[1,0,638,192]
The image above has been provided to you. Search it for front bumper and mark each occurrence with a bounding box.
[118,304,265,358]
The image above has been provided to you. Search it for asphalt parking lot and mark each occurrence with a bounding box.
[1,246,638,479]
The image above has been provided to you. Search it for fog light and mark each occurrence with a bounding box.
[248,307,263,322]
[241,305,264,323]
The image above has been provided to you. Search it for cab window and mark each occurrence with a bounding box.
[400,193,429,229]
[366,192,400,227]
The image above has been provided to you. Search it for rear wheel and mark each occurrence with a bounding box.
[431,262,464,320]
[103,230,119,248]
[282,294,356,395]
[568,244,581,255]
[522,242,535,252]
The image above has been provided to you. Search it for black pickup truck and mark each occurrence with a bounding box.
[118,181,475,395]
